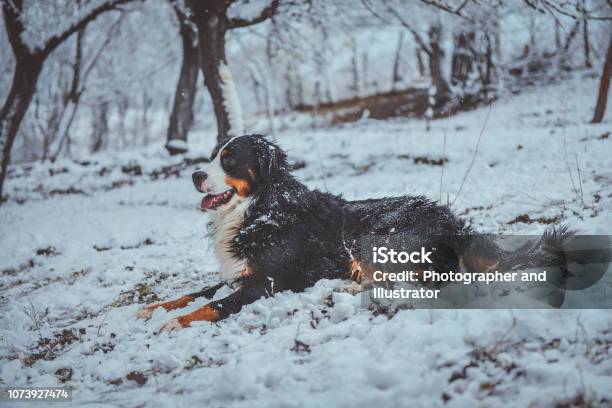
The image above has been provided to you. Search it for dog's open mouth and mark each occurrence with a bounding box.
[200,189,235,210]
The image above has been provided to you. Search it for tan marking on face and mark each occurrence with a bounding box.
[176,305,220,327]
[221,149,229,158]
[225,175,251,197]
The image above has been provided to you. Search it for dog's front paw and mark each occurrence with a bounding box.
[135,305,157,320]
[156,318,184,334]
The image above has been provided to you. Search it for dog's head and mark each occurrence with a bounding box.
[192,134,287,211]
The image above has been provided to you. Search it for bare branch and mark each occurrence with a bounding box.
[455,0,470,14]
[360,0,432,55]
[42,0,135,55]
[229,0,280,29]
[2,0,29,56]
[418,0,468,17]
[562,20,580,54]
[359,0,388,22]
[522,0,546,14]
[80,12,126,88]
[524,0,612,20]
[383,1,432,55]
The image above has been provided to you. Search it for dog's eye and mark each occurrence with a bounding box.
[222,156,236,168]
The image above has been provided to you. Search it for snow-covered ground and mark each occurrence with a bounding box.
[1,76,611,407]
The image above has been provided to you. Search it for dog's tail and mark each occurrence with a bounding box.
[462,226,611,307]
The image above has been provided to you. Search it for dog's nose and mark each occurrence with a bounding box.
[192,170,208,191]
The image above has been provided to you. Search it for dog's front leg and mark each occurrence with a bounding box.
[136,282,224,320]
[157,281,269,333]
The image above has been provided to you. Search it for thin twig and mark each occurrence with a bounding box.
[451,102,493,206]
[561,97,581,205]
[574,154,586,207]
[96,307,112,337]
[23,298,53,355]
[487,312,517,355]
[535,0,612,21]
[419,0,469,17]
[24,298,44,339]
[439,108,451,203]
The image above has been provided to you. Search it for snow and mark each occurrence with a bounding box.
[165,139,188,152]
[227,0,273,22]
[219,62,246,137]
[1,75,612,406]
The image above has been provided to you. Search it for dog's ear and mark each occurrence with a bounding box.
[254,136,287,181]
[210,141,222,161]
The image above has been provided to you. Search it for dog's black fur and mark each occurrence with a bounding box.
[142,134,598,331]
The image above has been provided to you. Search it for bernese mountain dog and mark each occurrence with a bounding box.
[136,134,601,333]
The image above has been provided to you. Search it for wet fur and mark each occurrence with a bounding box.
[146,135,578,330]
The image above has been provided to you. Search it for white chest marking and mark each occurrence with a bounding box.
[210,198,252,283]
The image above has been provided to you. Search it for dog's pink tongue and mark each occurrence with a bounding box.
[201,195,216,210]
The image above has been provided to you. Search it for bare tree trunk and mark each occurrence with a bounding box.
[451,31,473,87]
[187,0,243,145]
[483,32,495,100]
[285,61,297,109]
[416,47,425,77]
[579,0,592,69]
[166,6,199,155]
[50,101,80,161]
[0,0,131,202]
[428,25,451,109]
[362,53,369,92]
[286,62,303,108]
[0,59,43,200]
[582,18,592,69]
[592,37,612,123]
[350,36,361,95]
[183,0,279,145]
[117,96,129,148]
[391,31,404,91]
[141,89,152,147]
[264,31,277,136]
[249,68,264,107]
[314,21,334,104]
[91,100,109,153]
[50,27,85,162]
